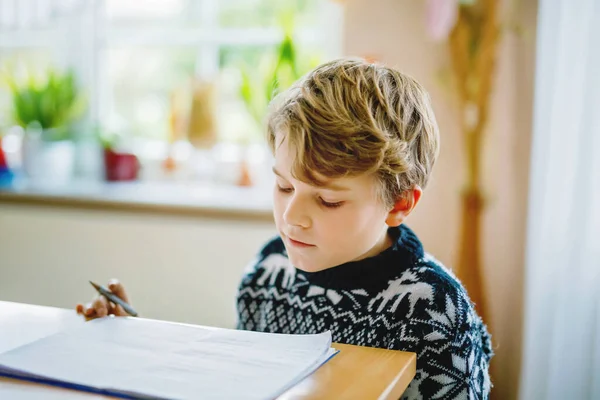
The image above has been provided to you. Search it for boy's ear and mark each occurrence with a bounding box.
[385,186,423,227]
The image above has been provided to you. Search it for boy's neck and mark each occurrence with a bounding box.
[350,226,395,263]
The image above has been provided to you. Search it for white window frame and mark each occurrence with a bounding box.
[0,0,344,138]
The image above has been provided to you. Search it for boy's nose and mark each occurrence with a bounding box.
[283,197,311,229]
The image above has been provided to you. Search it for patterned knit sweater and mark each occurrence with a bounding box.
[236,225,493,399]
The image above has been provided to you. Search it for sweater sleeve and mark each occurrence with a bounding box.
[399,319,492,400]
[387,280,493,400]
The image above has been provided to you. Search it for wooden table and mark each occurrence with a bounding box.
[0,301,416,399]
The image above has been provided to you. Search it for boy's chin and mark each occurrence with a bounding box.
[288,255,332,273]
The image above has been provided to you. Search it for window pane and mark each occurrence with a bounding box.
[0,0,79,31]
[106,0,199,27]
[219,45,273,70]
[218,0,320,28]
[105,47,196,140]
[217,45,273,143]
[217,41,323,144]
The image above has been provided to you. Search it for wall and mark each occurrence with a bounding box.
[343,1,537,399]
[0,204,276,329]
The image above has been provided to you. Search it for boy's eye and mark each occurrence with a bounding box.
[277,185,293,194]
[320,198,344,209]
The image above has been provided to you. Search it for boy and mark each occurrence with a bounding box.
[77,58,492,399]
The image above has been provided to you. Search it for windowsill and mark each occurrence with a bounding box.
[0,179,274,222]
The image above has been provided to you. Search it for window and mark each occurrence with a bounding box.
[0,0,343,146]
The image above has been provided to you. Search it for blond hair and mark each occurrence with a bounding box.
[266,58,440,208]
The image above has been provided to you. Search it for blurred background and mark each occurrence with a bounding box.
[0,1,598,400]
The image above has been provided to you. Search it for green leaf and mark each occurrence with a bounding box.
[4,66,86,139]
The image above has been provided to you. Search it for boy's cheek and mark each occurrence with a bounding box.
[272,201,285,227]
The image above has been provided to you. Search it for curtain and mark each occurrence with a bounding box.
[519,0,600,399]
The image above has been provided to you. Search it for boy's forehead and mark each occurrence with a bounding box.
[274,131,292,153]
[274,136,333,182]
[273,164,351,191]
[273,131,379,192]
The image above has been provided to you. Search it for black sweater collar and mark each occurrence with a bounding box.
[295,224,424,290]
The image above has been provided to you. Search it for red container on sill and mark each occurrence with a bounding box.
[103,148,139,181]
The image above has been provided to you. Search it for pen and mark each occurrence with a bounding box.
[89,281,138,317]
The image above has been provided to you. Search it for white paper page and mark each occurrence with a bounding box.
[0,317,334,400]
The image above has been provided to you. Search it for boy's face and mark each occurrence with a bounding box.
[272,135,393,273]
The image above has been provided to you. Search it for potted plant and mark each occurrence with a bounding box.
[97,128,139,182]
[4,67,86,182]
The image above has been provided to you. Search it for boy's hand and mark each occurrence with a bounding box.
[75,279,131,320]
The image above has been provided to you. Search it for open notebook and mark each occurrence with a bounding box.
[0,317,338,400]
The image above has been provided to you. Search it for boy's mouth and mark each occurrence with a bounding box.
[286,236,316,248]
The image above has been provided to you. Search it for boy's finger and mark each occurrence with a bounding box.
[78,303,98,321]
[107,279,130,304]
[92,296,109,317]
[112,304,128,316]
[84,302,95,316]
[95,305,108,318]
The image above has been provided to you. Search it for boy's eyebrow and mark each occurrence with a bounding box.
[272,167,351,191]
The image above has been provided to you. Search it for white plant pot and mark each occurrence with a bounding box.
[22,135,75,184]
